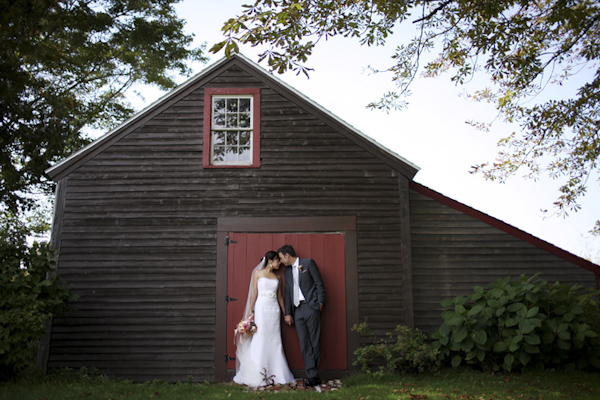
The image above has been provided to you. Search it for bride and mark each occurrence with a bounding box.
[233,251,295,388]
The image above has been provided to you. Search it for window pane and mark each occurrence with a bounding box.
[213,113,225,127]
[226,98,238,113]
[224,147,238,162]
[226,132,239,146]
[226,114,238,128]
[213,146,225,162]
[239,113,250,128]
[213,98,225,113]
[239,131,251,146]
[239,146,251,161]
[239,98,251,113]
[212,131,226,145]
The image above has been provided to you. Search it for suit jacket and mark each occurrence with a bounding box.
[284,257,325,316]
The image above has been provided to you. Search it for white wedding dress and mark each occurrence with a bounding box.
[233,277,295,388]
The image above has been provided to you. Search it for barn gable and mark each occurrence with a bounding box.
[41,54,598,382]
[46,54,419,182]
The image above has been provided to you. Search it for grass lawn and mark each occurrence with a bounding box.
[1,368,598,400]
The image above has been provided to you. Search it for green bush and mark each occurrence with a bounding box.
[352,323,440,375]
[431,274,600,372]
[0,218,72,377]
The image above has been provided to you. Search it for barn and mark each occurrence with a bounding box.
[40,54,600,382]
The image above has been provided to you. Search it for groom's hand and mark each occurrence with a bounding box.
[284,315,294,326]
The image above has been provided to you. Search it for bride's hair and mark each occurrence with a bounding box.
[264,250,279,262]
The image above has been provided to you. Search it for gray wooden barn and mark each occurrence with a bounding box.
[40,54,600,382]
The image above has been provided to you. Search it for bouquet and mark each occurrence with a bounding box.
[235,315,257,339]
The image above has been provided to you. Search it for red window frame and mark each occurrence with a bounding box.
[202,88,261,168]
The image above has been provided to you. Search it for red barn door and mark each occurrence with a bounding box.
[226,233,347,372]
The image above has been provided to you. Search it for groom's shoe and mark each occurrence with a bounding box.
[303,378,315,387]
[304,377,321,387]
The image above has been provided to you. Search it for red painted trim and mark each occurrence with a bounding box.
[409,181,600,276]
[203,88,261,169]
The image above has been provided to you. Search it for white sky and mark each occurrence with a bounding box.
[128,0,599,262]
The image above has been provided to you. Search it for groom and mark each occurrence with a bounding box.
[278,244,325,387]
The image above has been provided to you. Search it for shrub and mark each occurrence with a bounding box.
[431,274,600,372]
[352,323,440,375]
[0,218,72,378]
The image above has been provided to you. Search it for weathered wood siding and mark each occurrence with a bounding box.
[48,61,409,381]
[409,187,597,334]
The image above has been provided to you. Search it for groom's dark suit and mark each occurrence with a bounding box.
[284,257,325,382]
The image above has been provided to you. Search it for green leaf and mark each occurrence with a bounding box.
[446,314,464,326]
[472,329,487,345]
[467,304,484,317]
[441,299,454,308]
[493,340,509,352]
[518,319,537,334]
[209,40,227,54]
[558,330,571,341]
[438,323,451,337]
[525,306,539,318]
[451,355,462,368]
[224,40,240,58]
[509,339,520,353]
[487,299,501,308]
[507,302,525,313]
[523,334,541,346]
[477,349,486,362]
[563,312,574,322]
[519,351,531,366]
[461,338,475,352]
[506,303,526,312]
[454,326,468,343]
[522,344,541,354]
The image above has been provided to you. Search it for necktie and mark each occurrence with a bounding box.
[293,264,300,307]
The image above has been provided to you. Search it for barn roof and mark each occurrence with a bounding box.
[45,53,420,181]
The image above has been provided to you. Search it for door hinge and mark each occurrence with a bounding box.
[225,354,236,363]
[225,236,238,245]
[225,295,238,303]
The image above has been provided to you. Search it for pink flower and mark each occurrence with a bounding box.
[235,315,257,338]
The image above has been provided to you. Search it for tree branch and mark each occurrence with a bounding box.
[413,0,452,24]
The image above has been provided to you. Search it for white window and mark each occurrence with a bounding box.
[203,88,261,168]
[211,96,253,165]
